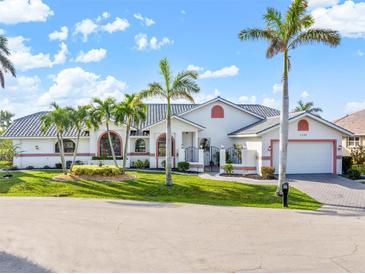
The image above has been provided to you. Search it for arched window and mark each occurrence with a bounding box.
[298,119,309,131]
[157,134,174,157]
[55,139,75,153]
[135,139,146,152]
[211,105,224,118]
[99,132,122,157]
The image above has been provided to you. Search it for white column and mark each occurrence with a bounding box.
[179,145,185,163]
[219,146,226,173]
[198,148,204,173]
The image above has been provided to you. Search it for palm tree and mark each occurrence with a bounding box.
[0,110,14,131]
[41,103,72,175]
[141,58,200,186]
[294,100,322,114]
[114,93,147,174]
[69,105,91,171]
[238,0,340,195]
[89,97,119,168]
[0,35,16,88]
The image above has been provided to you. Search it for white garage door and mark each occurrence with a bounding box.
[273,142,333,174]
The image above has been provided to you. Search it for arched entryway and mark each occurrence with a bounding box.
[156,133,176,168]
[97,131,123,157]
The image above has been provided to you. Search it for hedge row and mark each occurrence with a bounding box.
[72,165,121,176]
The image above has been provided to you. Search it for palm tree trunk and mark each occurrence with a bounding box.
[58,132,67,175]
[70,130,81,172]
[122,118,131,174]
[277,50,289,196]
[165,97,173,186]
[106,121,119,168]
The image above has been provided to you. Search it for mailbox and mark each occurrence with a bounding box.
[282,182,289,207]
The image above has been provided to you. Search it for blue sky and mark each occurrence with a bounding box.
[1,0,365,120]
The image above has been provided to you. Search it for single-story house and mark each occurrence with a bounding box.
[334,109,365,156]
[1,96,352,174]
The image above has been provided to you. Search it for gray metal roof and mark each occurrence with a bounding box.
[228,112,305,136]
[2,103,280,138]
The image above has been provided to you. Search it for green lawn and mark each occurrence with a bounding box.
[0,161,10,169]
[0,170,321,210]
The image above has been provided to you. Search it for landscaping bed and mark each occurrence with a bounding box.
[219,173,277,180]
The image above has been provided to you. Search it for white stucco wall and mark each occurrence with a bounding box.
[260,116,344,174]
[182,100,261,148]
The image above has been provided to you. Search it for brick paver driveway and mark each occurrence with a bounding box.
[289,174,365,212]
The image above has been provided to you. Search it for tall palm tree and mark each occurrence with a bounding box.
[114,93,147,174]
[0,110,14,131]
[41,103,72,175]
[141,58,200,186]
[89,97,119,168]
[294,100,322,114]
[238,0,340,195]
[69,105,91,171]
[0,35,16,88]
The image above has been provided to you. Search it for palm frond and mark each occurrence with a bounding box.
[159,58,172,91]
[238,28,276,42]
[289,28,340,49]
[286,0,308,35]
[264,7,283,32]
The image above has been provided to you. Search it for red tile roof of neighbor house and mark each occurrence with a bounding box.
[334,109,365,135]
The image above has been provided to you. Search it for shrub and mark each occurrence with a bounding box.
[135,160,144,169]
[26,166,34,170]
[72,165,121,176]
[55,163,62,169]
[261,166,275,179]
[177,161,190,172]
[347,168,361,180]
[223,163,233,174]
[161,160,166,169]
[342,156,353,174]
[43,165,51,169]
[66,161,72,169]
[75,160,83,165]
[351,145,365,165]
[143,159,150,168]
[7,165,17,170]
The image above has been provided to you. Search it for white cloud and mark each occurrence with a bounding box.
[193,89,221,103]
[53,42,68,65]
[0,0,53,24]
[312,1,365,38]
[238,96,257,104]
[0,29,5,35]
[187,65,204,72]
[96,11,110,22]
[133,13,155,26]
[38,67,127,107]
[262,97,280,109]
[344,100,365,113]
[8,36,67,71]
[134,33,173,50]
[7,75,41,93]
[180,10,186,15]
[300,91,310,98]
[103,17,129,33]
[199,65,239,79]
[75,48,107,63]
[308,0,339,9]
[49,26,68,41]
[357,49,364,57]
[74,19,98,42]
[272,83,282,93]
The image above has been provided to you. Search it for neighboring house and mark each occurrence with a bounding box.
[334,109,365,156]
[0,97,352,174]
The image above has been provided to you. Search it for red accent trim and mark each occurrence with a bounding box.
[270,139,337,174]
[233,166,256,171]
[211,105,224,118]
[128,152,150,156]
[156,133,176,168]
[298,119,309,131]
[97,130,123,157]
[261,156,271,160]
[16,153,94,157]
[149,153,155,156]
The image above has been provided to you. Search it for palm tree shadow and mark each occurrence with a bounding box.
[0,251,50,273]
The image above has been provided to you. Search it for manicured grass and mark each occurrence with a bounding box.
[0,170,321,210]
